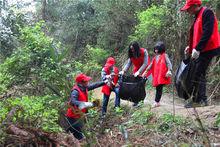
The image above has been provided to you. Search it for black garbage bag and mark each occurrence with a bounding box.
[175,58,197,100]
[119,75,147,103]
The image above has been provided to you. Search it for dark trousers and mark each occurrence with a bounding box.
[102,87,120,115]
[192,55,212,103]
[66,117,84,140]
[155,84,164,103]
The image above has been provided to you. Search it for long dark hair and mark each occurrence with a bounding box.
[128,41,141,58]
[154,41,166,54]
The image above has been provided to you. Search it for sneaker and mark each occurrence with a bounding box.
[201,99,208,106]
[132,103,139,108]
[184,101,201,108]
[152,102,160,107]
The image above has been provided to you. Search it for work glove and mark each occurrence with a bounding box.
[134,71,140,77]
[192,49,200,59]
[119,71,125,75]
[166,70,172,78]
[78,102,93,110]
[105,75,111,79]
[184,46,189,55]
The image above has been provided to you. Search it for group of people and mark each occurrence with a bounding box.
[65,0,220,141]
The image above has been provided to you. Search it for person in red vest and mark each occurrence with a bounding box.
[144,41,172,107]
[101,57,120,117]
[66,73,106,140]
[181,0,220,108]
[120,41,151,107]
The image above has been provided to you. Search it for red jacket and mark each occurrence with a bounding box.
[66,85,88,118]
[151,53,171,87]
[130,48,151,76]
[189,7,220,53]
[101,66,119,96]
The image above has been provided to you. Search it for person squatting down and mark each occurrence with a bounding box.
[144,41,172,107]
[65,73,106,140]
[120,41,151,107]
[101,57,120,117]
[180,0,220,108]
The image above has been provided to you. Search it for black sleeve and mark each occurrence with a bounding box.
[87,81,105,91]
[195,9,214,51]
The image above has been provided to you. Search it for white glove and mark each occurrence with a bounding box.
[105,75,111,79]
[119,71,124,75]
[192,49,200,59]
[184,46,189,55]
[134,71,140,77]
[104,79,108,84]
[166,70,172,78]
[78,102,93,110]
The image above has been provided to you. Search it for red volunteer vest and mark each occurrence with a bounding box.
[66,85,88,118]
[130,48,151,76]
[151,53,171,87]
[189,7,220,53]
[101,66,119,96]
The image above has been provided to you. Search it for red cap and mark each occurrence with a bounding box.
[105,57,115,67]
[75,73,92,83]
[180,0,202,11]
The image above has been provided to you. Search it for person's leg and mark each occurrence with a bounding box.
[155,84,163,103]
[193,55,212,104]
[114,87,120,108]
[102,94,110,116]
[66,117,84,140]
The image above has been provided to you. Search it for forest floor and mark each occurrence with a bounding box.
[87,87,220,146]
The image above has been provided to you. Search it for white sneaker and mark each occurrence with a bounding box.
[152,102,160,107]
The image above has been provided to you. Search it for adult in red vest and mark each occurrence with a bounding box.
[120,41,151,107]
[101,57,120,116]
[66,73,105,140]
[181,0,220,108]
[144,41,172,107]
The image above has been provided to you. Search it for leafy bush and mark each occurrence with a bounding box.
[130,110,153,125]
[0,95,63,132]
[215,113,220,127]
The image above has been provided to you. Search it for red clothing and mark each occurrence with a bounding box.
[101,66,119,96]
[130,48,151,76]
[151,53,171,87]
[66,85,88,118]
[189,7,220,53]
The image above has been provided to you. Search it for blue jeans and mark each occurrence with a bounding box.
[66,117,84,140]
[102,87,120,115]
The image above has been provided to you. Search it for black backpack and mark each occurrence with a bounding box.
[119,75,147,103]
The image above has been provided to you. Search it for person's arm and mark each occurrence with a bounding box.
[122,59,132,72]
[165,54,172,71]
[101,68,107,81]
[195,9,214,51]
[137,50,148,74]
[87,81,105,91]
[70,89,83,106]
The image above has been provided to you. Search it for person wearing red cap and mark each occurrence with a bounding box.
[101,57,120,117]
[120,41,151,107]
[66,73,106,140]
[181,0,220,107]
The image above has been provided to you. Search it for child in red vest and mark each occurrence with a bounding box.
[144,41,172,107]
[66,73,106,140]
[101,57,120,117]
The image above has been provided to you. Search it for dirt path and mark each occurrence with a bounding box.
[93,88,220,126]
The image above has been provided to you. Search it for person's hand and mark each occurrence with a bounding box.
[192,49,200,59]
[134,71,140,77]
[119,71,125,75]
[78,102,93,110]
[105,75,111,79]
[166,70,172,78]
[184,46,190,55]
